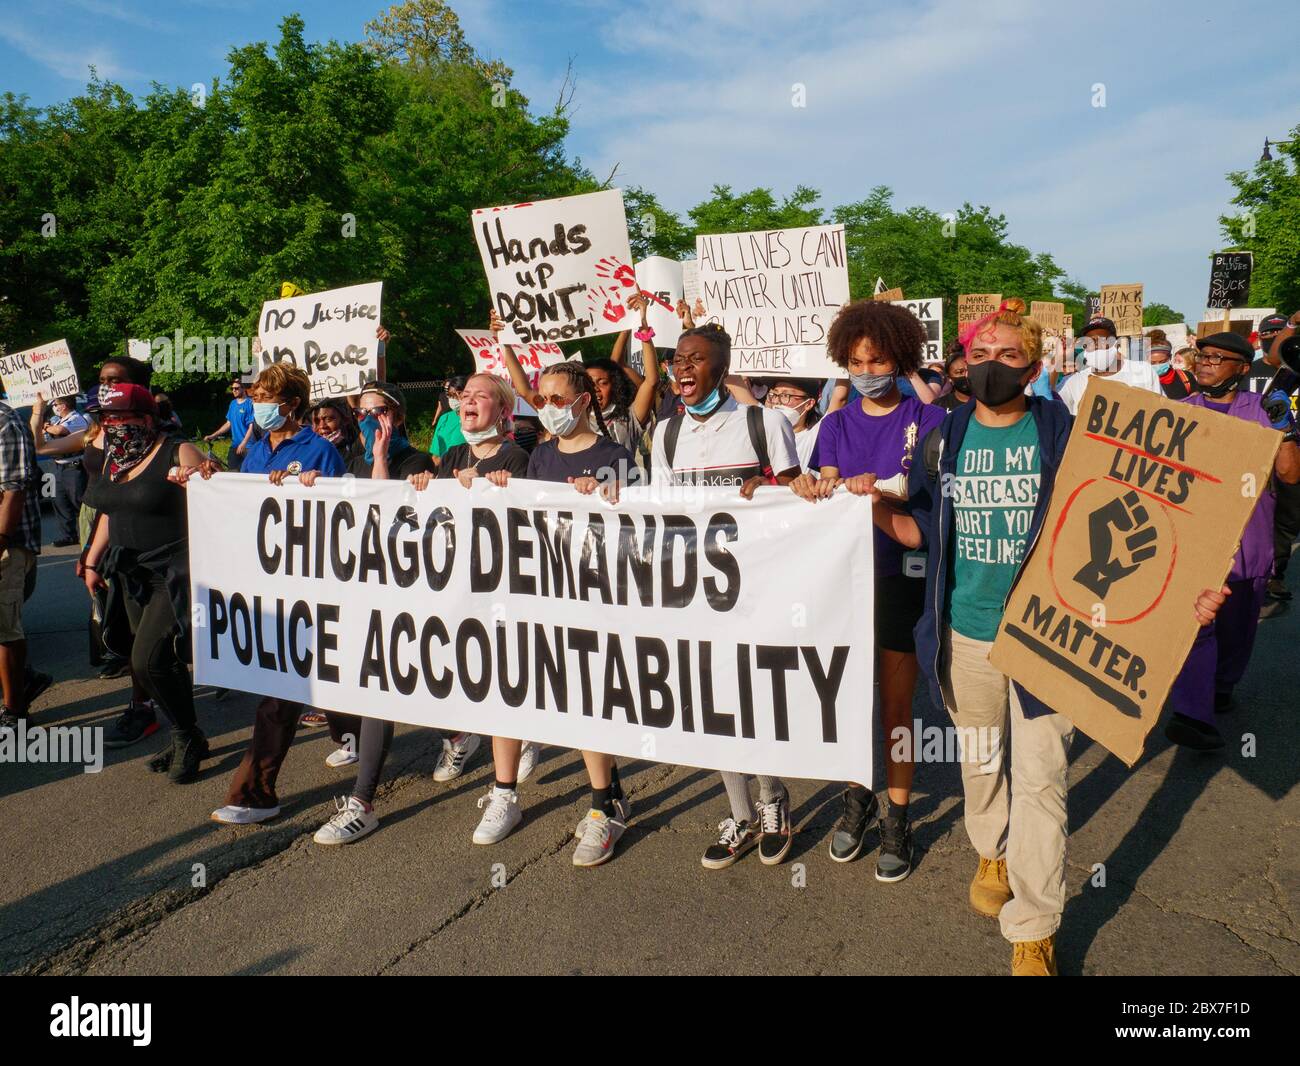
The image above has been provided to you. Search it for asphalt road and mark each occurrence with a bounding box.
[2,514,1296,976]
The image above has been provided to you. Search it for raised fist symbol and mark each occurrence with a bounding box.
[1073,489,1158,598]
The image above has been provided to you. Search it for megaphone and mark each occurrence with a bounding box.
[1276,333,1300,379]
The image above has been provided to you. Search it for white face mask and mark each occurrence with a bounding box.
[448,396,461,411]
[774,399,811,426]
[462,424,500,445]
[1090,345,1120,372]
[539,401,579,437]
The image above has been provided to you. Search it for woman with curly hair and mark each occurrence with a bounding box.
[790,298,946,883]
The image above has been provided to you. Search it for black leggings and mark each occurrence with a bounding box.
[123,568,196,731]
[355,717,394,805]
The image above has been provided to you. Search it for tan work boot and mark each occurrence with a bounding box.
[1011,935,1057,976]
[969,856,1012,917]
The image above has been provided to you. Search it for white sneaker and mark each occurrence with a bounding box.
[434,733,481,782]
[313,796,379,845]
[472,787,521,844]
[575,796,632,837]
[210,804,280,825]
[573,808,627,867]
[326,745,358,768]
[516,741,541,783]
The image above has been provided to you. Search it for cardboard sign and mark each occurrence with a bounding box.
[891,298,943,362]
[989,377,1281,766]
[631,256,685,345]
[1206,253,1252,310]
[258,282,383,402]
[455,329,564,416]
[473,189,635,345]
[958,294,1002,329]
[1196,320,1253,340]
[1100,284,1144,336]
[0,340,79,406]
[681,259,700,305]
[127,338,152,362]
[873,287,904,302]
[695,224,849,378]
[1030,301,1067,337]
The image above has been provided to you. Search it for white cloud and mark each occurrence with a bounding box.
[0,23,138,82]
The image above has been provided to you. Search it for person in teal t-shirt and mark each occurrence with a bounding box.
[429,376,467,464]
[945,411,1041,640]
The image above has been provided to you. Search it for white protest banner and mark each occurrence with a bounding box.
[891,298,943,362]
[455,329,564,416]
[681,259,700,305]
[257,282,383,402]
[631,256,684,344]
[0,340,79,406]
[127,338,152,362]
[473,189,636,344]
[1199,307,1276,335]
[188,476,875,784]
[695,224,849,378]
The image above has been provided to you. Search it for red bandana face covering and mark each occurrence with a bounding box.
[104,422,158,481]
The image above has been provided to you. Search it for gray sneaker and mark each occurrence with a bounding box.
[574,796,632,838]
[572,807,627,867]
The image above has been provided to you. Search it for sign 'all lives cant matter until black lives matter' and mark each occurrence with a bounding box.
[989,377,1280,766]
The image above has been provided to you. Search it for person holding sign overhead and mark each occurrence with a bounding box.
[863,299,1230,975]
[788,300,946,882]
[1164,332,1300,751]
[449,356,640,867]
[649,323,803,870]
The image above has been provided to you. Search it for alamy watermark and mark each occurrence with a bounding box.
[0,718,103,773]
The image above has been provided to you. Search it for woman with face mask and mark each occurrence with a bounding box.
[429,376,469,469]
[405,373,537,792]
[937,342,973,411]
[460,359,641,867]
[762,378,823,469]
[310,398,362,464]
[209,364,347,827]
[79,384,211,781]
[788,300,946,883]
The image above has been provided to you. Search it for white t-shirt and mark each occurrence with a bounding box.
[650,395,799,486]
[794,420,822,471]
[1055,359,1164,416]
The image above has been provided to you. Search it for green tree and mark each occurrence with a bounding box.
[1143,302,1184,326]
[1221,125,1300,313]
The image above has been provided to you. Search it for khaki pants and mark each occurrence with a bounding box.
[939,626,1074,943]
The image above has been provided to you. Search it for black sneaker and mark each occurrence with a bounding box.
[0,709,23,732]
[1164,712,1226,751]
[701,818,759,870]
[23,669,53,708]
[98,657,131,680]
[147,735,175,773]
[876,811,915,882]
[52,537,79,548]
[1267,578,1292,602]
[168,729,209,784]
[757,787,792,865]
[828,788,879,863]
[104,701,161,748]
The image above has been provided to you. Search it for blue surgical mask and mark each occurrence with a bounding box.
[358,412,410,464]
[684,385,724,416]
[849,370,897,399]
[254,401,287,432]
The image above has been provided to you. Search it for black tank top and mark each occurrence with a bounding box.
[91,438,188,549]
[83,441,105,487]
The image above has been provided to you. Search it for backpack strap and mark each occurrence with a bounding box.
[745,404,775,482]
[922,425,943,484]
[663,413,685,471]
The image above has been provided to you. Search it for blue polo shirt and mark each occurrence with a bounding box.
[242,425,346,477]
[227,396,254,445]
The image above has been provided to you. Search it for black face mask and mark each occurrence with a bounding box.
[967,361,1029,407]
[949,375,970,396]
[1198,368,1246,399]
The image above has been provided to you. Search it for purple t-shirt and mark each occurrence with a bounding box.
[811,394,946,576]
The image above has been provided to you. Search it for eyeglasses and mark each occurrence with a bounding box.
[765,391,810,406]
[360,405,390,417]
[1193,352,1247,367]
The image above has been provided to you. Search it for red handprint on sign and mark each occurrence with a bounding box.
[589,285,628,324]
[595,257,636,289]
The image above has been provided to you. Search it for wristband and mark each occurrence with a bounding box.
[634,327,655,342]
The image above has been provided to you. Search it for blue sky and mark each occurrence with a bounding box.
[3,0,1297,321]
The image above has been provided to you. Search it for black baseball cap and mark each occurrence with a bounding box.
[1257,313,1288,334]
[1081,316,1117,337]
[1195,332,1255,361]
